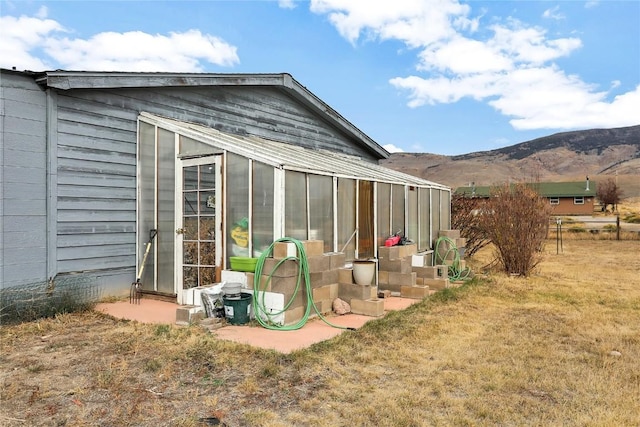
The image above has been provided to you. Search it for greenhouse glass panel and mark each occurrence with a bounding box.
[407,186,418,245]
[252,162,274,257]
[337,178,356,260]
[419,188,431,250]
[138,122,156,291]
[226,153,250,259]
[432,189,441,237]
[309,174,333,253]
[392,184,405,237]
[285,171,307,241]
[157,129,175,294]
[377,182,391,247]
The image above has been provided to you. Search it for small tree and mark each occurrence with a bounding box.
[451,193,490,257]
[479,183,551,276]
[596,178,623,212]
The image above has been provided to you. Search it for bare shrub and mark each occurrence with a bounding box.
[479,183,552,276]
[596,177,623,212]
[451,193,490,257]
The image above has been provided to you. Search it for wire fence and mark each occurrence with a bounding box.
[548,215,640,243]
[0,274,101,324]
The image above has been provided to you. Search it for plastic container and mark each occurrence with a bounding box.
[223,282,242,296]
[223,292,252,325]
[229,256,258,272]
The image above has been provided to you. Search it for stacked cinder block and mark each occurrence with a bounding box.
[248,240,346,325]
[377,243,431,299]
[337,262,384,317]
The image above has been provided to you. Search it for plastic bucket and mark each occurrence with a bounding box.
[223,292,252,325]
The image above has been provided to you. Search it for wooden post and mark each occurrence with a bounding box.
[616,215,620,241]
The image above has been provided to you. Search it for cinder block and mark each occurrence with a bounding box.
[415,277,424,286]
[400,285,430,299]
[413,266,438,279]
[338,282,373,303]
[303,240,324,257]
[379,258,412,273]
[398,244,417,258]
[251,274,272,292]
[262,258,299,277]
[377,289,391,298]
[309,272,327,287]
[245,272,255,289]
[435,265,448,278]
[388,271,416,286]
[328,252,346,269]
[378,270,389,285]
[377,283,403,293]
[176,305,204,324]
[351,298,385,317]
[338,268,354,285]
[312,283,338,302]
[270,276,303,298]
[378,246,400,261]
[284,306,305,326]
[323,269,339,286]
[307,255,331,273]
[438,230,461,239]
[312,299,333,315]
[423,278,450,290]
[273,242,297,259]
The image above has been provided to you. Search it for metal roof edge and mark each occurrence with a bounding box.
[31,69,389,161]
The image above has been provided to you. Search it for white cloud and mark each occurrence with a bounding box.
[311,0,639,132]
[383,143,405,153]
[542,6,564,20]
[310,0,476,47]
[278,0,297,9]
[0,14,239,72]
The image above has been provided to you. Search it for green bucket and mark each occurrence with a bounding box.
[223,292,252,325]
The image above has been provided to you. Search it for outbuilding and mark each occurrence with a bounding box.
[1,69,450,305]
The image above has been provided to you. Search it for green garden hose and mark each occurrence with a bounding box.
[252,237,355,331]
[433,236,472,281]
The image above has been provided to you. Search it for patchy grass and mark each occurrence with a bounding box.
[1,240,639,426]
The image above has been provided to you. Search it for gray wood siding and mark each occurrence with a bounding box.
[1,72,48,288]
[53,84,375,274]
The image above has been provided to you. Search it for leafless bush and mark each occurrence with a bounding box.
[479,183,552,276]
[451,193,490,257]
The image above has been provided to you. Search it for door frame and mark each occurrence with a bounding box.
[175,155,223,304]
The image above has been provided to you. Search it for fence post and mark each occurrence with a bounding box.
[616,215,620,241]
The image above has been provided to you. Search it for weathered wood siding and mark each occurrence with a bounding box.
[0,72,48,288]
[54,85,373,274]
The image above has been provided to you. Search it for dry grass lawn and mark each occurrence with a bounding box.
[2,239,639,426]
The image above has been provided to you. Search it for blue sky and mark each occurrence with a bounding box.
[1,0,638,155]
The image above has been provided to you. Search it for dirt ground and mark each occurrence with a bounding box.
[2,238,639,427]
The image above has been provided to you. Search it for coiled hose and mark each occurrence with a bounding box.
[252,237,355,331]
[433,236,472,281]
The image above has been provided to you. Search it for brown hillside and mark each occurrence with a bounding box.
[381,125,640,197]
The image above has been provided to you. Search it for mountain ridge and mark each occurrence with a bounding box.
[380,124,640,197]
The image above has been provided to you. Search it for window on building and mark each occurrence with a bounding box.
[574,197,584,205]
[549,197,560,205]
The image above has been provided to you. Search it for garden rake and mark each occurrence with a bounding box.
[130,229,157,304]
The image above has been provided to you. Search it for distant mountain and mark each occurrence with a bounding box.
[380,125,640,197]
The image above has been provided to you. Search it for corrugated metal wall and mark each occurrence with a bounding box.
[0,72,48,288]
[53,85,374,275]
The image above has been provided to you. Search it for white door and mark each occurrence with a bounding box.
[176,156,222,303]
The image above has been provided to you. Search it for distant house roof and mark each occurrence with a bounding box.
[455,180,597,198]
[28,70,389,159]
